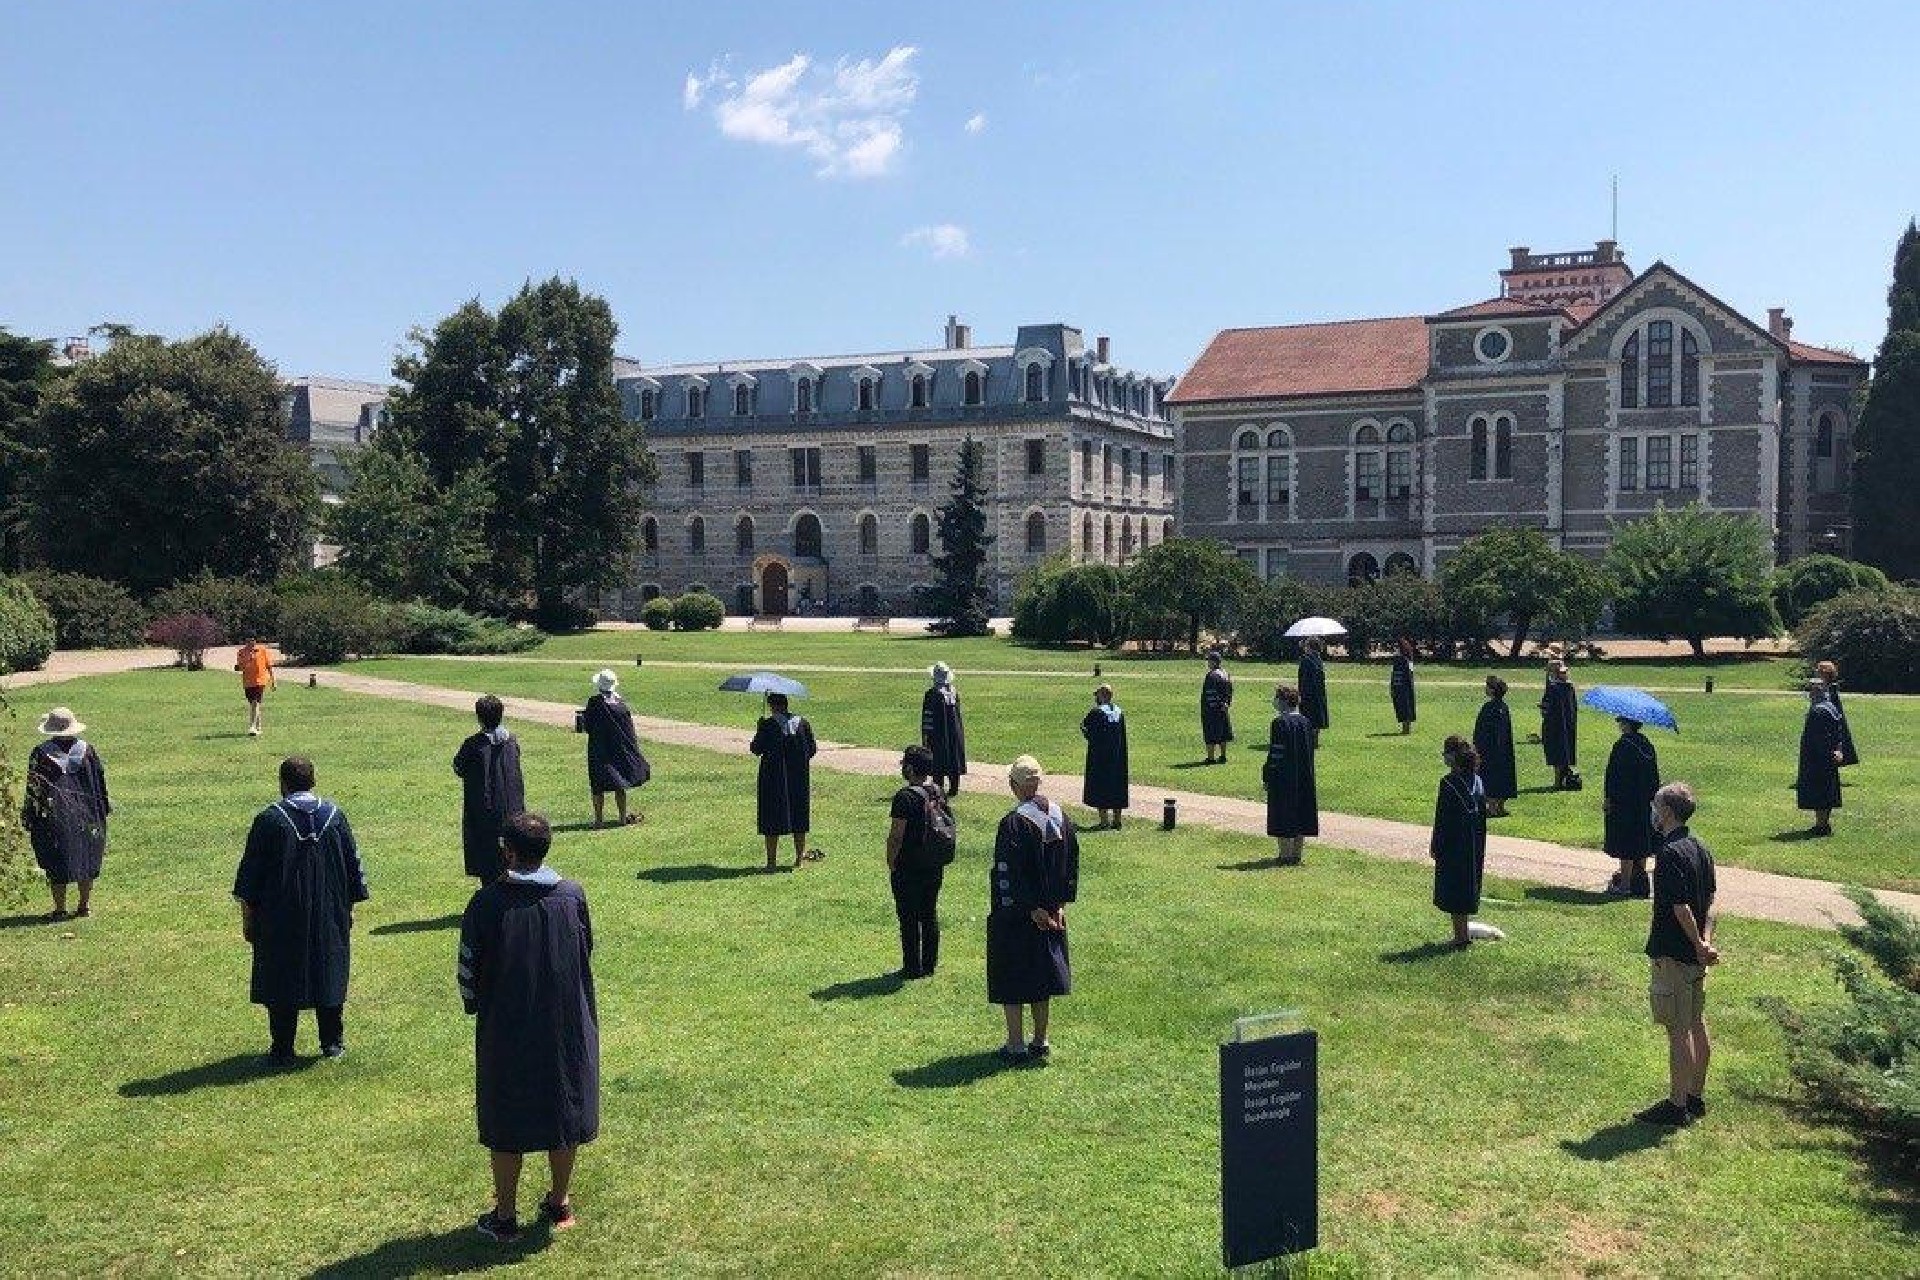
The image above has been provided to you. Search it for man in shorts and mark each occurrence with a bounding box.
[1636,781,1718,1127]
[235,636,277,737]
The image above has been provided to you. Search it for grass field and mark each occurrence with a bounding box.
[351,639,1920,894]
[0,670,1914,1276]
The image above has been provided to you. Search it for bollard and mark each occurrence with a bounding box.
[1162,797,1177,830]
[635,655,644,667]
[1093,663,1102,678]
[308,672,317,689]
[1704,677,1714,694]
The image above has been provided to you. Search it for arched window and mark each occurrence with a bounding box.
[641,516,659,552]
[796,379,814,414]
[794,513,823,558]
[1025,362,1045,402]
[1139,517,1153,550]
[1494,416,1513,479]
[734,383,752,416]
[1469,415,1489,480]
[1234,428,1260,520]
[1680,330,1700,407]
[858,584,880,614]
[964,370,983,405]
[1162,517,1175,543]
[1386,422,1414,498]
[1025,511,1047,553]
[1620,332,1640,409]
[687,385,705,419]
[688,515,706,554]
[1347,551,1380,585]
[1120,518,1135,560]
[909,512,931,555]
[1266,428,1292,515]
[1815,412,1835,458]
[1384,551,1419,577]
[859,512,878,555]
[1352,424,1382,505]
[735,515,754,555]
[857,376,877,411]
[1645,320,1674,407]
[1102,515,1113,560]
[1082,514,1094,560]
[910,374,929,408]
[640,584,661,602]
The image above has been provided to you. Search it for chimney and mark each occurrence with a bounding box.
[1095,335,1110,364]
[944,315,960,349]
[1594,239,1617,262]
[1509,246,1532,270]
[1767,307,1790,340]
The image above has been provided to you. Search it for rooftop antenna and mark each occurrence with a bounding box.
[1610,175,1618,242]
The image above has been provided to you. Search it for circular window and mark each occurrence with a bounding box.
[1475,328,1511,363]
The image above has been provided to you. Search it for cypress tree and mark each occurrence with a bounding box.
[925,436,995,636]
[1853,220,1920,580]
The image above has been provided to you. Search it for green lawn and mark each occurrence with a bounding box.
[0,671,1913,1276]
[353,645,1920,894]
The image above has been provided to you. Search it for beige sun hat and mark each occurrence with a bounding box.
[37,706,86,736]
[1009,755,1044,787]
[593,669,619,693]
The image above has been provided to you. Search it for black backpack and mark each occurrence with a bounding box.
[917,784,957,866]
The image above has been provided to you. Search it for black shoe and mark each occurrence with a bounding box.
[1027,1040,1051,1059]
[995,1044,1029,1064]
[476,1211,521,1242]
[263,1050,297,1068]
[539,1199,577,1231]
[1686,1094,1707,1119]
[1630,877,1652,900]
[1633,1099,1692,1127]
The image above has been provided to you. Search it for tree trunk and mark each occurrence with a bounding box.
[1189,615,1201,654]
[1507,614,1533,660]
[1687,634,1707,659]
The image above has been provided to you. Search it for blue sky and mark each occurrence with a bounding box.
[3,1,1915,384]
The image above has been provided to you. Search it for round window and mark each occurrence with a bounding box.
[1476,328,1511,362]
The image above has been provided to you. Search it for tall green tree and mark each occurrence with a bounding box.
[1854,220,1920,581]
[32,328,317,593]
[1604,504,1780,657]
[1128,537,1260,654]
[328,445,489,605]
[0,329,58,569]
[924,436,995,636]
[1440,526,1610,657]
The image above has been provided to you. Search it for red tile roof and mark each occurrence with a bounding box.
[1167,317,1429,404]
[1787,339,1866,367]
[1431,296,1569,321]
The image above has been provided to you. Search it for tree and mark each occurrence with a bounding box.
[924,436,994,636]
[1771,554,1892,628]
[1127,537,1260,654]
[30,328,317,593]
[1604,504,1780,657]
[1854,220,1920,580]
[1439,527,1608,658]
[328,445,489,605]
[0,329,58,570]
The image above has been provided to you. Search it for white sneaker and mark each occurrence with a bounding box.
[247,727,261,737]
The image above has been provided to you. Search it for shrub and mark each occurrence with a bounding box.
[671,590,726,631]
[150,571,282,642]
[1794,586,1920,693]
[0,577,56,674]
[640,597,675,631]
[1011,559,1130,647]
[277,579,398,664]
[147,611,224,670]
[18,571,147,649]
[1772,555,1892,628]
[392,602,544,655]
[1236,578,1330,662]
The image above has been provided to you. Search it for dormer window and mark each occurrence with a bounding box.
[733,383,753,416]
[796,379,813,414]
[911,374,929,408]
[639,389,657,421]
[858,377,877,410]
[686,384,705,419]
[964,370,983,405]
[1024,362,1045,402]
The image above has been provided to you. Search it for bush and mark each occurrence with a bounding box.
[1772,555,1893,628]
[1794,586,1920,693]
[1011,559,1130,647]
[640,597,675,631]
[1236,578,1331,662]
[277,579,398,664]
[147,611,224,670]
[0,577,56,674]
[150,571,282,642]
[18,571,147,649]
[391,602,544,655]
[671,590,725,631]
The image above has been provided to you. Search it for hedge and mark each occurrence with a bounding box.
[19,571,147,649]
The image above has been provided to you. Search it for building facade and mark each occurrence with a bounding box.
[1170,243,1868,584]
[282,375,389,500]
[610,318,1176,617]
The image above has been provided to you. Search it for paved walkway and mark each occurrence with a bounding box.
[0,646,189,691]
[293,666,1915,932]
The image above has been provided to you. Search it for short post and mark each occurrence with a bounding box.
[1093,663,1102,678]
[1163,797,1177,830]
[307,672,317,689]
[635,654,644,667]
[1704,677,1714,694]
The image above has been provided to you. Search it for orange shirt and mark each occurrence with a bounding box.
[237,644,276,688]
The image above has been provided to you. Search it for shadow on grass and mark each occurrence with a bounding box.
[892,1051,1024,1089]
[1217,858,1281,872]
[1769,828,1829,843]
[548,820,632,835]
[1523,885,1618,907]
[370,913,463,936]
[305,1223,552,1277]
[1516,784,1566,796]
[0,913,60,931]
[120,1053,316,1097]
[1170,760,1220,771]
[195,731,257,741]
[1363,731,1406,739]
[811,972,906,1001]
[1379,941,1461,964]
[637,863,774,884]
[1558,1120,1673,1161]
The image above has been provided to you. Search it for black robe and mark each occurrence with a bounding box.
[583,693,650,793]
[22,739,110,884]
[920,686,968,779]
[1472,700,1518,801]
[1429,771,1487,915]
[453,730,526,879]
[1602,732,1661,860]
[751,713,817,836]
[1796,701,1844,811]
[1298,653,1330,730]
[1828,686,1860,767]
[1539,680,1578,769]
[986,799,1079,1005]
[1080,706,1129,811]
[1389,654,1417,724]
[234,796,369,1009]
[460,872,599,1154]
[1201,668,1235,744]
[1263,711,1319,838]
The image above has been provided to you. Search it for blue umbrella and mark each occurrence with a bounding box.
[718,671,809,699]
[1580,685,1678,732]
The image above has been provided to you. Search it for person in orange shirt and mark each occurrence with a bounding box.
[235,637,278,736]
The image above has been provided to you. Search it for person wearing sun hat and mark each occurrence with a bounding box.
[22,707,110,921]
[920,661,968,797]
[986,755,1079,1063]
[578,669,650,828]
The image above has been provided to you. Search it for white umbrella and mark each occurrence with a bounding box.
[1283,616,1348,638]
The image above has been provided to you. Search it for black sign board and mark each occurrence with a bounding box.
[1220,1029,1317,1268]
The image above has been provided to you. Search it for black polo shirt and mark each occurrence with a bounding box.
[1645,827,1717,962]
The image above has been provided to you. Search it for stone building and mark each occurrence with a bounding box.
[611,317,1176,617]
[281,375,389,500]
[1169,242,1868,583]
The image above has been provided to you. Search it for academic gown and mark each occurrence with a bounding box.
[453,730,526,879]
[1796,701,1844,811]
[234,796,369,1010]
[1298,653,1330,731]
[1080,706,1130,811]
[920,686,968,779]
[1829,686,1860,767]
[1602,732,1661,860]
[986,799,1079,1005]
[1201,668,1235,745]
[1263,711,1319,838]
[751,713,817,836]
[1539,681,1578,769]
[1429,771,1487,915]
[582,693,650,793]
[1390,654,1417,724]
[459,871,600,1154]
[22,739,110,884]
[1472,700,1518,801]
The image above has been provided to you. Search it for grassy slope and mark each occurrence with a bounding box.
[0,671,1912,1277]
[353,647,1920,894]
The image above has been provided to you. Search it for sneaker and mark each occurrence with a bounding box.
[1603,877,1634,898]
[247,727,261,737]
[320,1043,346,1059]
[1027,1040,1052,1059]
[1633,1099,1692,1127]
[995,1044,1029,1064]
[476,1211,521,1242]
[1686,1095,1707,1119]
[539,1199,577,1231]
[262,1050,297,1068]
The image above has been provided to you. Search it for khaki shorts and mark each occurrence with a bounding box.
[1649,958,1706,1028]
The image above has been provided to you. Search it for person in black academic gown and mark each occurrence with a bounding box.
[1079,684,1129,829]
[22,706,110,921]
[454,695,526,881]
[233,756,368,1061]
[752,691,819,870]
[921,662,967,796]
[1472,676,1517,818]
[1539,660,1579,789]
[461,812,599,1242]
[987,755,1079,1063]
[1814,661,1859,768]
[1430,735,1488,948]
[580,670,650,828]
[1298,637,1330,747]
[1263,685,1318,866]
[1602,717,1661,898]
[1200,650,1234,764]
[1389,638,1417,734]
[1796,681,1844,836]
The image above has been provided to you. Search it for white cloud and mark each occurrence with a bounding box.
[685,46,920,179]
[964,112,987,135]
[901,224,971,259]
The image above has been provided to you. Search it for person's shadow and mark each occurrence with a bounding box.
[892,1051,1024,1089]
[120,1053,316,1097]
[369,913,462,937]
[1769,828,1825,843]
[811,972,906,1001]
[305,1223,551,1277]
[1523,885,1617,907]
[0,913,58,931]
[1559,1120,1671,1161]
[637,864,772,884]
[1378,941,1461,964]
[1216,858,1281,872]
